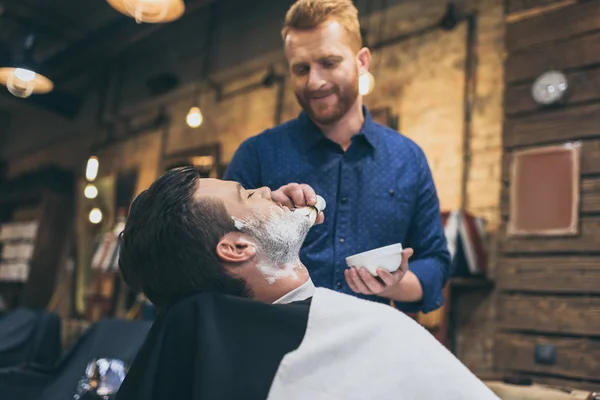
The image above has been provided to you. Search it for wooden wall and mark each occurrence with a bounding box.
[496,0,600,391]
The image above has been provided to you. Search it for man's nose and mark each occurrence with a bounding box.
[307,68,325,91]
[257,186,272,199]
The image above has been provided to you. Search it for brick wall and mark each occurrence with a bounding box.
[1,0,505,375]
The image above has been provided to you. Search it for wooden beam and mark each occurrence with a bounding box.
[501,176,600,217]
[506,1,600,52]
[42,0,219,83]
[495,332,600,381]
[504,103,600,148]
[506,31,600,83]
[0,88,81,119]
[505,66,600,115]
[497,256,600,293]
[499,216,600,254]
[502,139,600,182]
[2,0,83,41]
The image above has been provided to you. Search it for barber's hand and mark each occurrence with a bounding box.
[271,183,325,224]
[344,248,414,297]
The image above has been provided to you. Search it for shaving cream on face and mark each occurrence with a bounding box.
[291,195,327,226]
[232,203,317,285]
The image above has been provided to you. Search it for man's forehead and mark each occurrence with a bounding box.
[194,178,240,199]
[285,20,352,56]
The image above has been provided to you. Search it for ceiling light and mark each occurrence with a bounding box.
[107,0,185,24]
[0,35,53,98]
[186,106,203,128]
[359,71,375,96]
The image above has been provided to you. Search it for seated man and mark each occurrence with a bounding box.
[115,166,499,400]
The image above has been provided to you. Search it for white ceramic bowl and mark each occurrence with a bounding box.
[345,243,403,276]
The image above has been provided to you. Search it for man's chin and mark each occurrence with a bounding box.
[308,109,343,126]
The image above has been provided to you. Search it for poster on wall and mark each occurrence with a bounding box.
[507,141,581,237]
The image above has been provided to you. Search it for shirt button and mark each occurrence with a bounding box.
[341,197,348,204]
[339,238,345,243]
[389,189,395,196]
[336,281,343,289]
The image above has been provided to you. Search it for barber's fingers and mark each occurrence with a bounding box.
[346,268,373,294]
[299,184,318,206]
[358,268,386,293]
[315,211,325,225]
[271,183,316,209]
[377,269,398,286]
[344,269,361,293]
[401,248,414,268]
[271,184,297,209]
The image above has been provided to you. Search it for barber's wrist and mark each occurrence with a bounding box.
[381,270,423,302]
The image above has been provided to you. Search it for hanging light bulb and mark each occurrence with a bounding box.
[186,106,203,128]
[0,67,53,99]
[89,208,103,224]
[84,184,98,199]
[106,0,185,24]
[359,71,375,96]
[86,156,99,182]
[0,34,54,98]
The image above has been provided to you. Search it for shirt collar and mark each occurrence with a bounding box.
[272,278,315,304]
[296,105,380,153]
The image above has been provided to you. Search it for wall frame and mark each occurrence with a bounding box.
[507,141,581,237]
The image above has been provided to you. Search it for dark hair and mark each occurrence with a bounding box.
[118,166,251,308]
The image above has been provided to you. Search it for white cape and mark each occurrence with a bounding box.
[267,288,499,400]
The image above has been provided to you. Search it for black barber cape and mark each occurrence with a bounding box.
[115,292,310,400]
[117,288,500,400]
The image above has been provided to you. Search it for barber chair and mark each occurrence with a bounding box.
[0,308,61,369]
[0,318,151,400]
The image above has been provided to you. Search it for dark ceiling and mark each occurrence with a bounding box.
[0,0,219,116]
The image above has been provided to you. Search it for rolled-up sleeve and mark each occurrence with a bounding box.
[395,149,451,314]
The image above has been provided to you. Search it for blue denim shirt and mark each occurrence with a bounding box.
[224,107,450,313]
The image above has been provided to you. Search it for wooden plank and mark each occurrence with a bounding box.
[501,176,600,217]
[506,0,574,14]
[497,256,600,293]
[504,104,600,148]
[582,177,600,213]
[495,332,600,381]
[500,216,600,253]
[502,139,600,182]
[505,67,600,115]
[506,31,600,83]
[498,294,600,335]
[507,1,600,52]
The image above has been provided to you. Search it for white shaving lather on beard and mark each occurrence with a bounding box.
[233,195,326,284]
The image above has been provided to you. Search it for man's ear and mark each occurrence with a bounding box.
[216,232,257,264]
[356,47,372,76]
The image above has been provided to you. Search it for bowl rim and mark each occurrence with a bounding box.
[345,243,403,260]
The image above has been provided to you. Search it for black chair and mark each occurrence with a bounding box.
[0,308,61,370]
[0,318,152,400]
